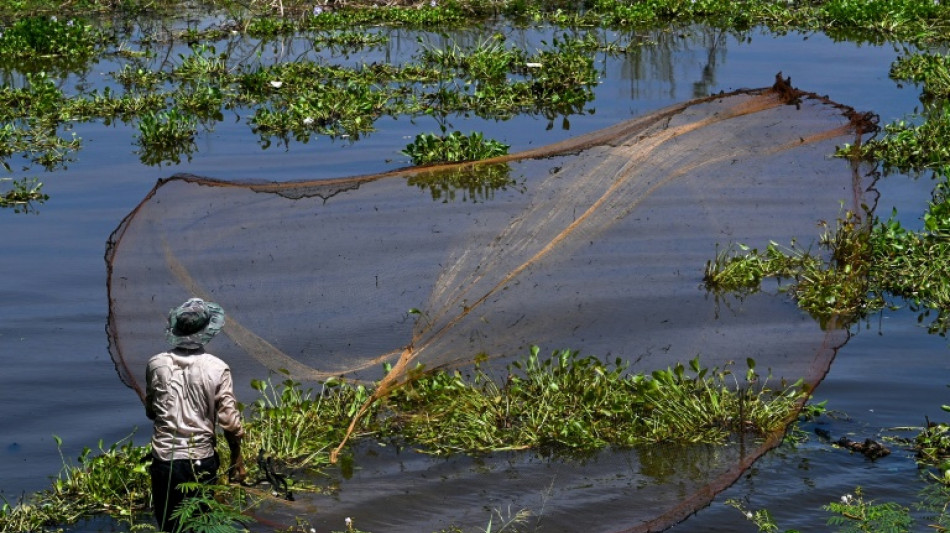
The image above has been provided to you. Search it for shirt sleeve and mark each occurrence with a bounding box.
[144,357,160,420]
[216,366,244,437]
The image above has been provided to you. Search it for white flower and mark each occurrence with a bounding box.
[430,0,437,6]
[313,5,324,15]
[841,493,854,504]
[269,80,283,89]
[745,511,753,519]
[303,117,315,126]
[345,517,353,530]
[309,529,316,533]
[526,62,542,68]
[50,15,57,22]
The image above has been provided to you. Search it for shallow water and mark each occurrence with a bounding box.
[0,23,942,532]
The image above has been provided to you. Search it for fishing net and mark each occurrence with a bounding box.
[106,75,875,532]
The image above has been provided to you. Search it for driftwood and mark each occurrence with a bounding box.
[815,428,890,460]
[836,437,891,460]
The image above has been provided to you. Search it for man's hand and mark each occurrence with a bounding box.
[224,429,246,484]
[228,457,247,484]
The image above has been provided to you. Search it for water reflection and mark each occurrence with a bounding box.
[407,162,519,202]
[0,14,749,173]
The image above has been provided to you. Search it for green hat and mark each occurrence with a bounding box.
[166,298,225,349]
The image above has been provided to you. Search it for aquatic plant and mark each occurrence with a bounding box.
[818,0,947,39]
[22,0,950,174]
[856,107,950,177]
[705,162,950,333]
[704,211,875,327]
[0,434,151,533]
[401,130,509,165]
[890,52,950,102]
[0,177,48,213]
[171,482,255,533]
[0,15,103,74]
[729,487,916,533]
[381,347,806,455]
[245,373,371,470]
[913,418,950,473]
[134,109,199,166]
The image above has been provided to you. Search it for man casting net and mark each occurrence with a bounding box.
[106,76,875,532]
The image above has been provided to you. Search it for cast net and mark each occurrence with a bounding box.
[106,76,875,532]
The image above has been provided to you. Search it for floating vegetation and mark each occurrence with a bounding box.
[243,348,809,465]
[134,108,199,166]
[401,130,509,165]
[1,0,948,172]
[0,349,808,532]
[0,435,151,533]
[0,177,48,213]
[382,348,807,456]
[704,201,950,334]
[0,15,104,74]
[890,52,950,103]
[245,373,371,472]
[708,47,950,336]
[704,211,877,328]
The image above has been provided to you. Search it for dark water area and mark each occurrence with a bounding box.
[1,22,945,532]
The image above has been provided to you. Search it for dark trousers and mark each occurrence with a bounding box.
[150,452,220,533]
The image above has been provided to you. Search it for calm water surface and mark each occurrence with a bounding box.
[0,24,944,532]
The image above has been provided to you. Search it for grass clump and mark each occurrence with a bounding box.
[382,347,806,455]
[704,211,877,327]
[243,348,805,464]
[245,373,372,471]
[857,106,950,176]
[134,109,198,166]
[0,434,151,532]
[0,177,48,213]
[705,202,950,334]
[401,130,509,165]
[708,49,950,335]
[1,348,807,532]
[0,15,103,74]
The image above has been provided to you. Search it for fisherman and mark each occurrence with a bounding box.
[145,298,246,532]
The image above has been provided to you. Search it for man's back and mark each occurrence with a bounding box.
[146,349,241,461]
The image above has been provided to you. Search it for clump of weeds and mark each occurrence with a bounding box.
[0,177,48,213]
[1,347,810,532]
[381,346,806,455]
[401,130,509,165]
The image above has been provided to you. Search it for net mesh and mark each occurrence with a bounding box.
[106,75,875,531]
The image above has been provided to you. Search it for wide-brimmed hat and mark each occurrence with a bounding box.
[165,298,225,349]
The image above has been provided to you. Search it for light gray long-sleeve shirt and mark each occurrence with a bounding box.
[145,349,244,461]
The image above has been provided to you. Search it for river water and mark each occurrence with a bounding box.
[0,21,945,532]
